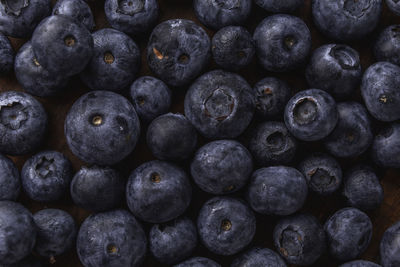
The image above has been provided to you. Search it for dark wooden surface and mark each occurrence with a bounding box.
[1,0,400,266]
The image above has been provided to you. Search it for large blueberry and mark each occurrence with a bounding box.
[174,257,221,267]
[147,19,210,87]
[31,15,94,77]
[273,214,326,266]
[386,0,400,16]
[0,0,51,38]
[255,0,303,12]
[306,44,362,99]
[380,220,400,267]
[149,217,198,264]
[191,140,253,195]
[253,14,311,72]
[0,201,37,265]
[53,0,95,31]
[340,261,381,267]
[77,209,147,267]
[0,91,47,155]
[324,207,372,261]
[284,89,338,141]
[197,197,256,255]
[80,28,140,92]
[0,32,13,75]
[371,122,400,168]
[21,150,73,202]
[312,0,382,41]
[0,153,20,201]
[375,25,400,66]
[126,160,192,223]
[70,165,125,212]
[184,70,254,139]
[246,166,307,216]
[231,247,287,267]
[64,91,140,165]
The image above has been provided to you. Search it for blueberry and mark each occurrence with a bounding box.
[211,26,255,71]
[33,209,77,259]
[324,102,373,158]
[380,220,400,267]
[70,165,125,212]
[21,150,73,202]
[191,140,253,195]
[249,121,297,166]
[197,197,256,255]
[324,207,372,261]
[306,44,362,99]
[149,217,198,264]
[0,0,51,38]
[253,14,311,72]
[14,42,69,97]
[52,0,95,31]
[246,166,307,215]
[80,28,141,92]
[129,76,172,123]
[0,153,20,201]
[0,32,13,75]
[340,260,381,267]
[284,89,338,141]
[147,113,198,161]
[298,153,342,195]
[386,0,400,16]
[231,247,287,267]
[312,0,382,41]
[104,0,159,35]
[273,214,326,266]
[193,0,251,30]
[126,160,192,223]
[253,77,291,120]
[77,209,147,267]
[0,91,47,155]
[184,70,254,139]
[361,62,400,122]
[147,19,210,87]
[374,25,400,66]
[174,257,221,267]
[64,91,140,165]
[342,165,384,211]
[4,255,42,267]
[371,122,400,168]
[0,201,37,265]
[31,15,94,77]
[254,0,303,13]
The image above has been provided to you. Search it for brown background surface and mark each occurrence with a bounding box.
[1,0,400,266]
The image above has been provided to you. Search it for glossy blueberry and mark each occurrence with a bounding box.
[147,19,210,87]
[129,76,172,123]
[231,247,287,267]
[0,201,36,265]
[4,255,42,267]
[249,121,297,166]
[33,209,77,259]
[343,165,383,211]
[273,214,326,266]
[191,140,253,195]
[374,25,400,66]
[184,70,254,139]
[31,15,93,77]
[253,14,311,72]
[197,197,256,255]
[298,153,342,195]
[126,160,192,223]
[312,0,382,41]
[53,0,95,31]
[255,0,303,13]
[0,0,51,38]
[361,62,400,122]
[253,77,291,120]
[0,91,47,155]
[21,151,73,202]
[211,26,255,71]
[105,0,159,35]
[340,261,381,267]
[284,89,338,141]
[147,113,198,161]
[70,166,125,212]
[65,91,140,165]
[380,220,400,267]
[386,0,400,16]
[0,32,13,75]
[246,166,307,216]
[194,0,251,30]
[149,217,198,264]
[324,207,372,261]
[324,102,372,158]
[0,153,20,201]
[77,209,147,267]
[81,28,140,92]
[371,122,400,168]
[174,257,221,267]
[306,44,362,99]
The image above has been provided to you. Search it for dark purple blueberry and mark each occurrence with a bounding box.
[52,0,95,31]
[174,257,221,267]
[340,260,381,267]
[374,25,400,66]
[0,32,13,75]
[231,247,287,267]
[371,122,400,168]
[386,0,400,16]
[255,0,303,12]
[0,153,20,201]
[380,220,400,267]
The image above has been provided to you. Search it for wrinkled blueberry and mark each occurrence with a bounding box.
[52,0,95,31]
[380,220,400,267]
[371,122,400,168]
[0,153,20,201]
[174,257,221,267]
[386,0,400,16]
[340,260,381,267]
[0,32,13,75]
[231,247,287,267]
[255,0,303,13]
[375,25,400,66]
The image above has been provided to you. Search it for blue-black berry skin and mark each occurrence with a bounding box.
[255,0,303,13]
[174,257,221,267]
[374,25,400,66]
[0,32,14,75]
[380,220,400,267]
[0,153,20,201]
[231,247,287,267]
[371,122,400,168]
[52,0,95,31]
[386,0,400,16]
[339,260,381,267]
